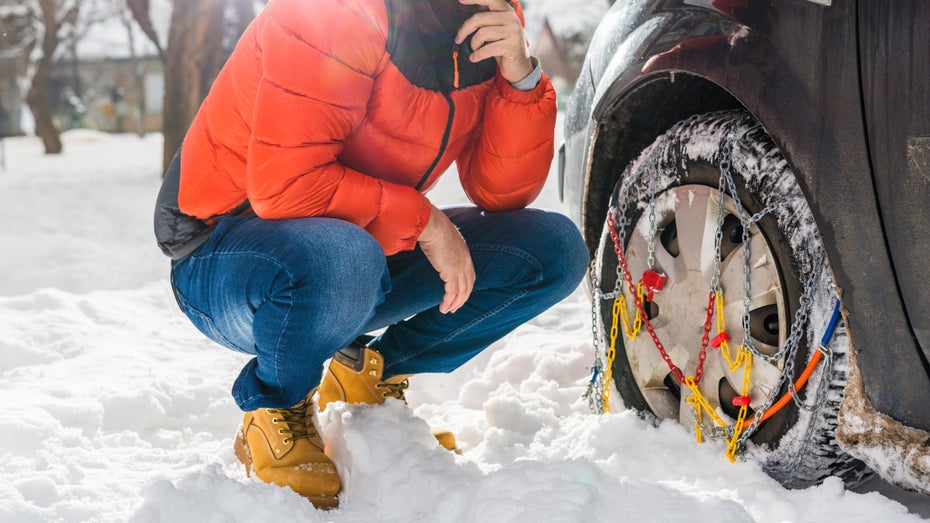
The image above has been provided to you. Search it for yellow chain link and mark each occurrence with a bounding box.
[678,290,757,463]
[686,393,705,443]
[684,377,728,428]
[602,281,648,413]
[726,349,752,462]
[600,295,622,413]
[715,292,748,371]
[618,282,645,339]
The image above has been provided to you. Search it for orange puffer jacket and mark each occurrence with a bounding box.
[155,0,556,259]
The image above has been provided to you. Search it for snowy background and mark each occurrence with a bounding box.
[1,125,929,522]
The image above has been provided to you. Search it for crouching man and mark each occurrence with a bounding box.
[153,0,587,508]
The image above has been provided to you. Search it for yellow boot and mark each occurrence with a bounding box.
[317,345,458,452]
[234,391,340,508]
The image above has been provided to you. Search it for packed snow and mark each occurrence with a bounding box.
[1,129,928,523]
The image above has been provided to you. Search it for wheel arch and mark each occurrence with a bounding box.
[580,73,742,251]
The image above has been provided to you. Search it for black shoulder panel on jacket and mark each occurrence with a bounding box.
[154,149,251,260]
[385,0,497,92]
[153,149,215,260]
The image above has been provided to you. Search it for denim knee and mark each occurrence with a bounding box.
[522,211,589,300]
[270,218,388,291]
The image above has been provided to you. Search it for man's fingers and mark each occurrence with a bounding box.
[439,275,461,314]
[449,294,467,314]
[469,26,509,53]
[458,0,512,13]
[452,2,530,82]
[454,267,476,313]
[439,278,456,314]
[455,11,511,44]
[440,292,454,314]
[452,275,472,312]
[441,289,466,314]
[444,281,469,314]
[469,40,512,64]
[439,268,475,314]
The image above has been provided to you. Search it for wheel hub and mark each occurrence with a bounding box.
[618,184,788,428]
[665,270,713,327]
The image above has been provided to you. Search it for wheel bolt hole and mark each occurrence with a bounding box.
[749,304,781,347]
[719,214,744,261]
[728,224,744,243]
[644,300,659,320]
[660,220,680,257]
[663,373,681,402]
[764,314,779,336]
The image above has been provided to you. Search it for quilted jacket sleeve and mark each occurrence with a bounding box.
[246,0,431,255]
[457,73,557,211]
[456,0,557,212]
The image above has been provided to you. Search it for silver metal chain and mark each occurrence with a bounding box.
[646,158,659,269]
[703,183,825,451]
[585,257,608,414]
[585,116,838,467]
[717,136,798,363]
[736,254,827,449]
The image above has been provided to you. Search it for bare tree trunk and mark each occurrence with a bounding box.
[120,5,146,137]
[27,0,64,155]
[161,0,227,172]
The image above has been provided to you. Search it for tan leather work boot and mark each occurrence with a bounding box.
[234,391,340,508]
[318,345,458,452]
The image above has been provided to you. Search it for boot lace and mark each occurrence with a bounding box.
[268,397,314,444]
[375,379,409,403]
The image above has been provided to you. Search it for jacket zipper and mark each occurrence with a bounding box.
[415,90,455,191]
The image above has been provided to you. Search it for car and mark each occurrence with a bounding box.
[559,0,930,493]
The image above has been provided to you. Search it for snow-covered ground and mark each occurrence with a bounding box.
[0,130,928,523]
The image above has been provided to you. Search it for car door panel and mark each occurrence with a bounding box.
[858,0,930,371]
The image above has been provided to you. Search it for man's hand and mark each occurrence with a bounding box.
[455,0,533,84]
[418,205,476,314]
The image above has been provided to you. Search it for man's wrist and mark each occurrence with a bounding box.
[509,57,541,91]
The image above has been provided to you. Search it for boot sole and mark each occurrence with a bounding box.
[234,427,340,509]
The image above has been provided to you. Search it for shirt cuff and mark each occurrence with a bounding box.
[509,57,542,91]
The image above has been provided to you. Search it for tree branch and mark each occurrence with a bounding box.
[126,0,163,60]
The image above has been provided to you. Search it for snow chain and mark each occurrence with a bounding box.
[585,120,840,463]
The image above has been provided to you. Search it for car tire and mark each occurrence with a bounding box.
[592,110,869,488]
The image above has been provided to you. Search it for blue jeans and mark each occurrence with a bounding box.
[171,206,588,411]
